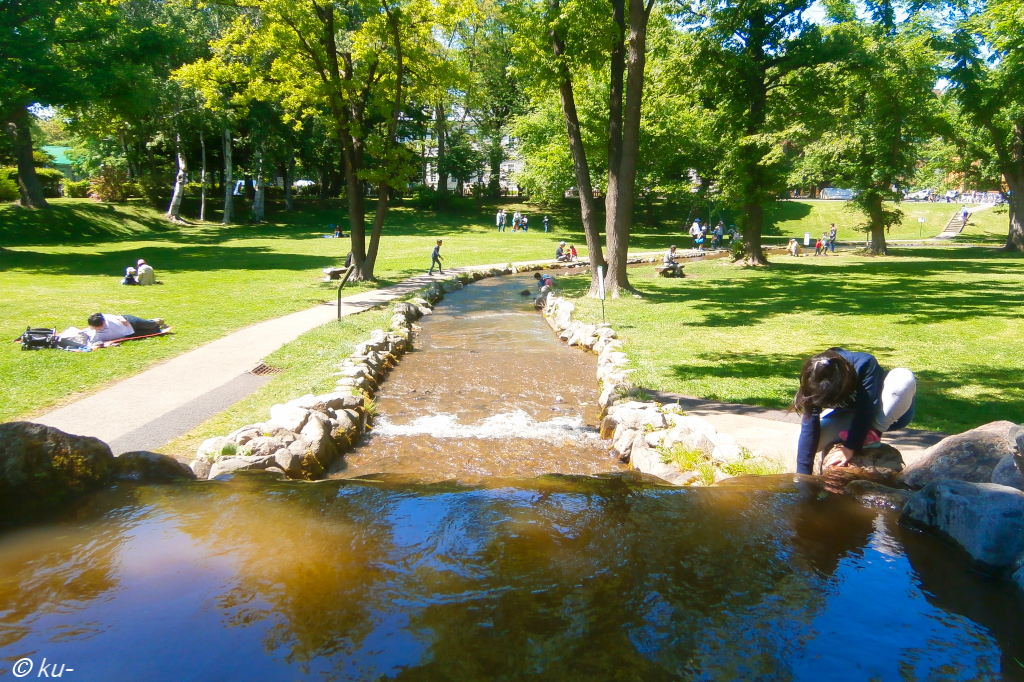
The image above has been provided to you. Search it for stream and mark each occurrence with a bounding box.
[1,272,1023,680]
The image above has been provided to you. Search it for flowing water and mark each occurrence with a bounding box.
[2,273,1024,680]
[332,273,623,482]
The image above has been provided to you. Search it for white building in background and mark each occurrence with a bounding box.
[418,128,525,195]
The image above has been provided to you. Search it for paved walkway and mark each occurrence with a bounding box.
[649,391,945,470]
[35,272,452,453]
[34,258,576,453]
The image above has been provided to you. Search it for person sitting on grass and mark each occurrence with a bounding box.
[86,313,166,348]
[555,242,571,262]
[136,259,156,285]
[121,267,138,285]
[662,245,683,277]
[793,349,916,476]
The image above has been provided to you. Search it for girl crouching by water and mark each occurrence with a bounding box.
[794,349,916,475]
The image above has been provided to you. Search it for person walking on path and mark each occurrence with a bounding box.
[689,219,701,249]
[828,223,837,253]
[543,215,550,232]
[429,239,445,275]
[793,348,916,475]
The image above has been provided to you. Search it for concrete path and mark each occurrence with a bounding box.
[34,258,581,453]
[650,391,946,472]
[36,272,453,453]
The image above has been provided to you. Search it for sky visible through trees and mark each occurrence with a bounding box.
[2,0,1022,289]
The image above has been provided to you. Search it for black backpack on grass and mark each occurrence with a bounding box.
[20,327,57,350]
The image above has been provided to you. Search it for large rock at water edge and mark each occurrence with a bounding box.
[992,452,1024,491]
[900,421,1017,489]
[208,455,277,479]
[267,404,311,433]
[845,480,912,511]
[900,479,1024,573]
[116,451,196,481]
[0,422,115,517]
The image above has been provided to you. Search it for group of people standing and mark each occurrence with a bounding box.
[814,224,839,256]
[688,220,736,251]
[496,209,550,233]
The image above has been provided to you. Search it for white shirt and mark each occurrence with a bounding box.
[137,264,155,285]
[88,314,134,344]
[689,222,700,237]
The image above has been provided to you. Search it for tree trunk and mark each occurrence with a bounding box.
[1001,123,1024,251]
[740,82,770,265]
[603,0,625,279]
[199,130,207,222]
[867,192,888,255]
[5,107,48,208]
[253,147,266,223]
[604,0,653,297]
[360,7,404,280]
[549,0,605,296]
[489,137,503,197]
[435,102,448,196]
[222,126,234,225]
[342,135,368,275]
[245,174,255,202]
[284,152,295,211]
[166,131,186,221]
[1005,177,1024,251]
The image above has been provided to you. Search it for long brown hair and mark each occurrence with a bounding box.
[793,350,857,414]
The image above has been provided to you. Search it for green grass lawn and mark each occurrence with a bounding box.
[0,196,579,421]
[0,192,1014,423]
[560,248,1024,434]
[160,303,396,461]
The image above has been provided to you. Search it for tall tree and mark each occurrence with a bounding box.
[795,11,939,253]
[944,0,1024,251]
[677,0,839,264]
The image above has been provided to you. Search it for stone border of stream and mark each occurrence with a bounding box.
[185,262,586,481]
[540,294,778,486]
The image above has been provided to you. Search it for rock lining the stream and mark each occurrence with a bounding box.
[187,264,584,481]
[541,293,764,487]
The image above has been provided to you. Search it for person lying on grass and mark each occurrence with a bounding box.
[793,348,916,475]
[86,313,166,348]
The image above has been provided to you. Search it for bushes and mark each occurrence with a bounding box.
[90,164,131,202]
[35,168,65,198]
[64,179,92,198]
[0,167,65,200]
[0,170,17,202]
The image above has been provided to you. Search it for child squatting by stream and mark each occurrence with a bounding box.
[793,349,917,475]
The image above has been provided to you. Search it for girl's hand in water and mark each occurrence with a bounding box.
[823,445,855,468]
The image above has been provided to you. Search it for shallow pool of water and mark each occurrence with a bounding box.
[1,475,1022,680]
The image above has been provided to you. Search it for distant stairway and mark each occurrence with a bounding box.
[935,212,967,239]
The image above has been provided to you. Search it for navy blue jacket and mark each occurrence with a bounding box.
[796,349,885,475]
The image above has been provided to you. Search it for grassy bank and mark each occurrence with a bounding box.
[159,304,396,461]
[0,194,1012,421]
[561,248,1024,434]
[0,197,572,421]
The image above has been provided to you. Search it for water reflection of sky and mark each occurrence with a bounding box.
[1,480,1022,681]
[792,516,1002,680]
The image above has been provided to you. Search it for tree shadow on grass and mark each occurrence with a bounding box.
[663,353,1023,432]
[634,249,1024,327]
[0,244,338,275]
